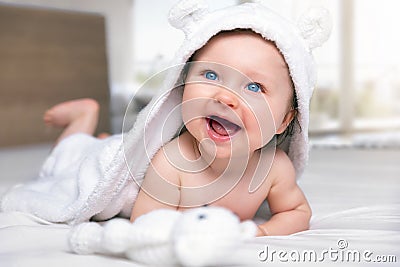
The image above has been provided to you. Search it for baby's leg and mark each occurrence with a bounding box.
[44,98,100,145]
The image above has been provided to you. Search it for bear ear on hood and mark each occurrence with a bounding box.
[297,7,333,50]
[168,0,209,37]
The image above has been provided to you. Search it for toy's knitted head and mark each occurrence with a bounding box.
[126,0,331,183]
[173,207,257,266]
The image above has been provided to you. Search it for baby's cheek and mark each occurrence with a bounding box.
[245,106,276,146]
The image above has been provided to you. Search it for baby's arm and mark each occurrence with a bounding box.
[257,150,311,236]
[130,147,181,221]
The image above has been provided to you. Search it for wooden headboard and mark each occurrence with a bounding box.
[0,4,110,147]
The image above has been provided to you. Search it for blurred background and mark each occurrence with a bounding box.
[0,0,400,146]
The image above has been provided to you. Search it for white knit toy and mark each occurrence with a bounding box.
[69,206,257,266]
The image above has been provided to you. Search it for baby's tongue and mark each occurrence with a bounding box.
[210,118,237,136]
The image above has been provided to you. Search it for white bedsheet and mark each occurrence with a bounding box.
[1,146,399,266]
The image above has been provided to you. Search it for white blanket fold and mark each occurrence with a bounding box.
[1,133,137,224]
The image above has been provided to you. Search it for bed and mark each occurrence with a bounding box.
[1,143,399,266]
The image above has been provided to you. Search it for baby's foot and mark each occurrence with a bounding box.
[97,132,110,139]
[44,98,99,129]
[44,98,100,144]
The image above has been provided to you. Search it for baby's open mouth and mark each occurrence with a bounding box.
[206,115,241,140]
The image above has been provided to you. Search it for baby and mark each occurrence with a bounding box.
[130,30,311,236]
[45,30,309,235]
[127,1,331,236]
[3,1,330,235]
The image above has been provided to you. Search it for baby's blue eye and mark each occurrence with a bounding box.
[247,83,262,92]
[204,71,218,80]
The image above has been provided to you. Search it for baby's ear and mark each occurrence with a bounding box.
[240,220,258,239]
[276,109,296,134]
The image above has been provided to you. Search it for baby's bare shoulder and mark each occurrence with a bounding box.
[270,148,296,182]
[152,132,194,160]
[168,131,198,159]
[147,138,181,186]
[148,132,196,183]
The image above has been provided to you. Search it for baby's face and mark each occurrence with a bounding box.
[181,31,294,159]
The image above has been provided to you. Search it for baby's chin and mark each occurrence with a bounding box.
[205,145,256,160]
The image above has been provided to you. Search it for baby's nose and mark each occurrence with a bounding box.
[214,88,239,108]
